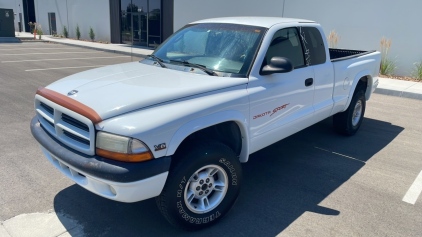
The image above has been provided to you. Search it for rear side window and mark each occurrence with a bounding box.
[299,27,326,65]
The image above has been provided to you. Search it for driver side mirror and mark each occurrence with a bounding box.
[261,57,294,75]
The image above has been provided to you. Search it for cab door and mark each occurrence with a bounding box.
[247,27,315,153]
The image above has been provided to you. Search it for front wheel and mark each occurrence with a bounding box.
[156,142,242,230]
[333,89,366,136]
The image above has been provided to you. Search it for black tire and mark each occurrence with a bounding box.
[333,88,366,136]
[156,142,242,230]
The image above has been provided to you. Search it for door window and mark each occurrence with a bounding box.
[264,28,305,68]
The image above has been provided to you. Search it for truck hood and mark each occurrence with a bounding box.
[46,62,248,120]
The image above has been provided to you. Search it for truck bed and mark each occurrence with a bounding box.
[330,48,376,62]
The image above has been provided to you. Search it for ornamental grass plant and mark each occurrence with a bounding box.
[380,37,396,76]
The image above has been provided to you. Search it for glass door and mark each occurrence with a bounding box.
[48,12,56,35]
[132,12,148,46]
[120,0,162,47]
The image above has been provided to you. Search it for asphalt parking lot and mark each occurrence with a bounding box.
[0,42,421,236]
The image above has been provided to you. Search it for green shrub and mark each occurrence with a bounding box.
[379,37,396,75]
[89,27,95,41]
[76,25,81,40]
[412,62,422,80]
[380,58,396,76]
[63,26,68,38]
[36,24,43,39]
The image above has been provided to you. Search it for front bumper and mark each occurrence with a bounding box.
[30,116,171,202]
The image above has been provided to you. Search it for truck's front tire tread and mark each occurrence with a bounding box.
[156,141,242,230]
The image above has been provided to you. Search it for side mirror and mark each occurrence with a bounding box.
[261,57,293,75]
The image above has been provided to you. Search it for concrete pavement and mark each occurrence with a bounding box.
[374,77,422,100]
[13,31,422,100]
[15,32,153,58]
[1,212,84,237]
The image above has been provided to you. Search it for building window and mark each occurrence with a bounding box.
[120,0,162,47]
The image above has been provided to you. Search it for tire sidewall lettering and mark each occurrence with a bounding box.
[176,200,221,225]
[160,142,242,229]
[174,159,237,225]
[219,158,238,185]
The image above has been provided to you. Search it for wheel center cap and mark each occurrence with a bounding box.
[201,184,208,191]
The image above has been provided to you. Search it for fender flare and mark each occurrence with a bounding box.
[166,110,249,163]
[166,110,250,163]
[344,70,373,110]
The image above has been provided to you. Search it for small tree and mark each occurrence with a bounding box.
[89,27,95,41]
[28,22,35,33]
[36,24,43,39]
[63,26,68,38]
[76,25,81,40]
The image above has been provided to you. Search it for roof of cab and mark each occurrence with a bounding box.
[191,17,315,28]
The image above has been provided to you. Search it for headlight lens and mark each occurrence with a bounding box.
[96,132,153,162]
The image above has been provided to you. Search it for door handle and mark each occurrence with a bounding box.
[305,78,313,87]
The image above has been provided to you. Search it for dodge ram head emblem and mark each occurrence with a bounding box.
[67,90,78,96]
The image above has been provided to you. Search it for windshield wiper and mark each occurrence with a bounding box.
[170,60,218,76]
[147,55,167,68]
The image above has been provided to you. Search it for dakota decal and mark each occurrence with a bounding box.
[253,103,290,119]
[270,103,289,116]
[253,111,271,120]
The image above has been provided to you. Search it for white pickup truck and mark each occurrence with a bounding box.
[31,17,380,230]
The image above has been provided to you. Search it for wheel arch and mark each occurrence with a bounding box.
[166,110,250,163]
[344,71,372,109]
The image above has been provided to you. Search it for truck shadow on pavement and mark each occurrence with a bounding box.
[53,117,403,236]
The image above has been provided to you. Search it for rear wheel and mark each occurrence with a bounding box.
[156,142,242,230]
[333,88,366,136]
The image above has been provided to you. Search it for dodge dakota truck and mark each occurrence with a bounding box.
[31,17,381,230]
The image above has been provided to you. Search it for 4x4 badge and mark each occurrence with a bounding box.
[154,143,166,151]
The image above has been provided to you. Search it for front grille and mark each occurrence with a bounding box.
[42,117,55,128]
[62,113,89,132]
[40,102,54,115]
[35,96,95,155]
[63,130,90,146]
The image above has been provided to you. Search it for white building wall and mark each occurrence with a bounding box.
[34,0,68,35]
[173,0,285,31]
[174,0,422,76]
[283,0,422,76]
[34,0,111,42]
[0,0,24,32]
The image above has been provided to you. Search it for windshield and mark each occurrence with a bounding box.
[152,23,266,77]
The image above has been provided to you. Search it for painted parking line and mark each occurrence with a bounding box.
[0,48,74,50]
[314,146,366,163]
[2,56,130,63]
[25,65,109,72]
[2,51,104,56]
[403,170,422,204]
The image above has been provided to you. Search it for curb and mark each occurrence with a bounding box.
[41,39,150,58]
[20,39,45,42]
[374,88,422,100]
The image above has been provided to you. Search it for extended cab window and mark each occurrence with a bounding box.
[299,27,326,65]
[264,28,305,69]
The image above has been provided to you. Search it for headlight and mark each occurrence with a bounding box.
[96,132,153,162]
